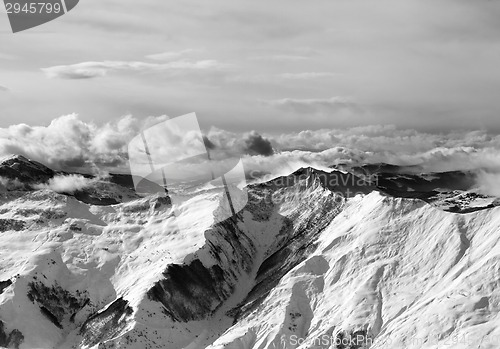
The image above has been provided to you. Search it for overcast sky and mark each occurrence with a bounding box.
[1,0,500,133]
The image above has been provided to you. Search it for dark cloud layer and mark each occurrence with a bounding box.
[243,132,274,156]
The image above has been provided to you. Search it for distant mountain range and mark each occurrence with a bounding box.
[1,154,496,213]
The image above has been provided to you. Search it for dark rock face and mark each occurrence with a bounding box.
[147,217,256,322]
[27,281,90,329]
[71,180,141,206]
[339,162,477,194]
[0,321,24,349]
[108,173,137,190]
[335,163,498,213]
[0,155,54,185]
[109,173,164,194]
[254,167,376,198]
[153,195,172,208]
[148,260,227,322]
[334,329,370,349]
[73,189,121,206]
[0,219,25,232]
[80,298,133,348]
[0,280,12,295]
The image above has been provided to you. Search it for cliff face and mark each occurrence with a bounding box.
[146,220,254,323]
[0,159,500,349]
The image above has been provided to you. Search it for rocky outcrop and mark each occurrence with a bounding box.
[0,155,54,185]
[0,280,12,295]
[333,329,371,349]
[147,216,256,322]
[0,321,23,349]
[0,219,25,232]
[27,281,90,329]
[80,298,133,348]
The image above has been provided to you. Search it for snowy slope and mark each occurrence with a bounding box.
[0,189,217,349]
[0,159,500,349]
[209,192,500,349]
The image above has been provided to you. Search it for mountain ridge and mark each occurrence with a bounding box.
[1,155,497,213]
[0,156,499,348]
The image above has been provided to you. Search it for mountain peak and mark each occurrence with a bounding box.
[1,154,30,164]
[1,154,48,168]
[0,154,54,183]
[254,166,376,198]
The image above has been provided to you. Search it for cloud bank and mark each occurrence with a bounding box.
[0,114,161,171]
[475,171,500,197]
[1,114,500,196]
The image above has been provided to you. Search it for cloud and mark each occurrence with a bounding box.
[33,174,94,194]
[3,0,500,133]
[0,176,24,190]
[0,114,172,172]
[228,72,337,84]
[278,72,337,79]
[237,144,500,187]
[259,127,500,173]
[42,60,224,79]
[249,55,309,61]
[0,85,8,92]
[204,128,275,159]
[267,97,362,114]
[475,171,500,197]
[2,115,500,182]
[205,125,500,177]
[145,49,202,61]
[243,132,274,156]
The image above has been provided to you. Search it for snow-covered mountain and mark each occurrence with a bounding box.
[335,162,500,213]
[0,155,55,188]
[0,157,499,349]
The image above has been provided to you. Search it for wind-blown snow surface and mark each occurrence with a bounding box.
[0,166,499,349]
